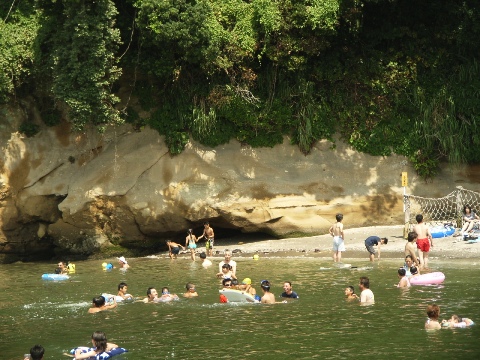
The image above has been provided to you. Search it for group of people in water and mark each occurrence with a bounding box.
[330,211,475,329]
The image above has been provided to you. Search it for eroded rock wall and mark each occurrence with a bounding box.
[1,105,479,260]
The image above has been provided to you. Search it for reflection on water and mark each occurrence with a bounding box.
[0,258,479,359]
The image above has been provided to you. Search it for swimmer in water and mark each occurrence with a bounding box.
[345,285,359,300]
[88,295,117,314]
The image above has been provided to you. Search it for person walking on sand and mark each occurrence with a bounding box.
[364,236,388,262]
[405,231,420,267]
[185,229,198,261]
[413,214,433,269]
[329,213,345,262]
[198,222,215,257]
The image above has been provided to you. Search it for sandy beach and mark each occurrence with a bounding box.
[189,225,480,261]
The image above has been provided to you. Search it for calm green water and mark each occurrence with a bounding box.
[1,256,479,359]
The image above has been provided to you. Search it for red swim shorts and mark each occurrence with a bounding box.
[417,238,431,252]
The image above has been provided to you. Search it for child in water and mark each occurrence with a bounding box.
[183,283,198,298]
[74,331,119,359]
[216,263,236,280]
[396,268,411,288]
[442,315,474,328]
[344,286,359,300]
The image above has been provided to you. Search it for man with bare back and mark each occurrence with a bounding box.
[413,214,433,269]
[405,231,420,266]
[329,213,345,262]
[198,222,215,257]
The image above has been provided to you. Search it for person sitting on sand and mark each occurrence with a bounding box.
[396,268,411,288]
[425,304,441,330]
[183,283,198,298]
[461,205,480,239]
[88,295,117,313]
[344,286,359,300]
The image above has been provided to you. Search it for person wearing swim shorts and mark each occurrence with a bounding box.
[166,240,185,259]
[329,213,345,262]
[413,214,433,269]
[198,222,215,257]
[185,229,198,261]
[364,236,388,262]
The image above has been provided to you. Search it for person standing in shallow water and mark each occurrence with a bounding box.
[198,222,215,257]
[329,213,345,263]
[185,229,198,261]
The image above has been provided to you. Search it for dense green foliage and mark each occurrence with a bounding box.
[1,0,479,177]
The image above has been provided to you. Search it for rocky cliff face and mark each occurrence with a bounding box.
[1,104,479,262]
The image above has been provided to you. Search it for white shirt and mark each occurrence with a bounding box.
[360,289,375,303]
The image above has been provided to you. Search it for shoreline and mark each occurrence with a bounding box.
[171,225,480,261]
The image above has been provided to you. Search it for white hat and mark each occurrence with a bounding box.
[117,256,128,264]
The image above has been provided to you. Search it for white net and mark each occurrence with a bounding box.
[404,186,480,233]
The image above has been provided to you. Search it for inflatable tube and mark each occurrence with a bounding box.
[430,226,455,238]
[219,289,259,303]
[41,273,69,281]
[69,346,127,359]
[101,293,133,303]
[409,272,445,285]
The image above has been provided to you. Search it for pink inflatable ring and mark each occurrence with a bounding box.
[410,272,445,285]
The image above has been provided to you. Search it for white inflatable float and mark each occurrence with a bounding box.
[409,271,445,285]
[41,273,69,281]
[219,289,259,303]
